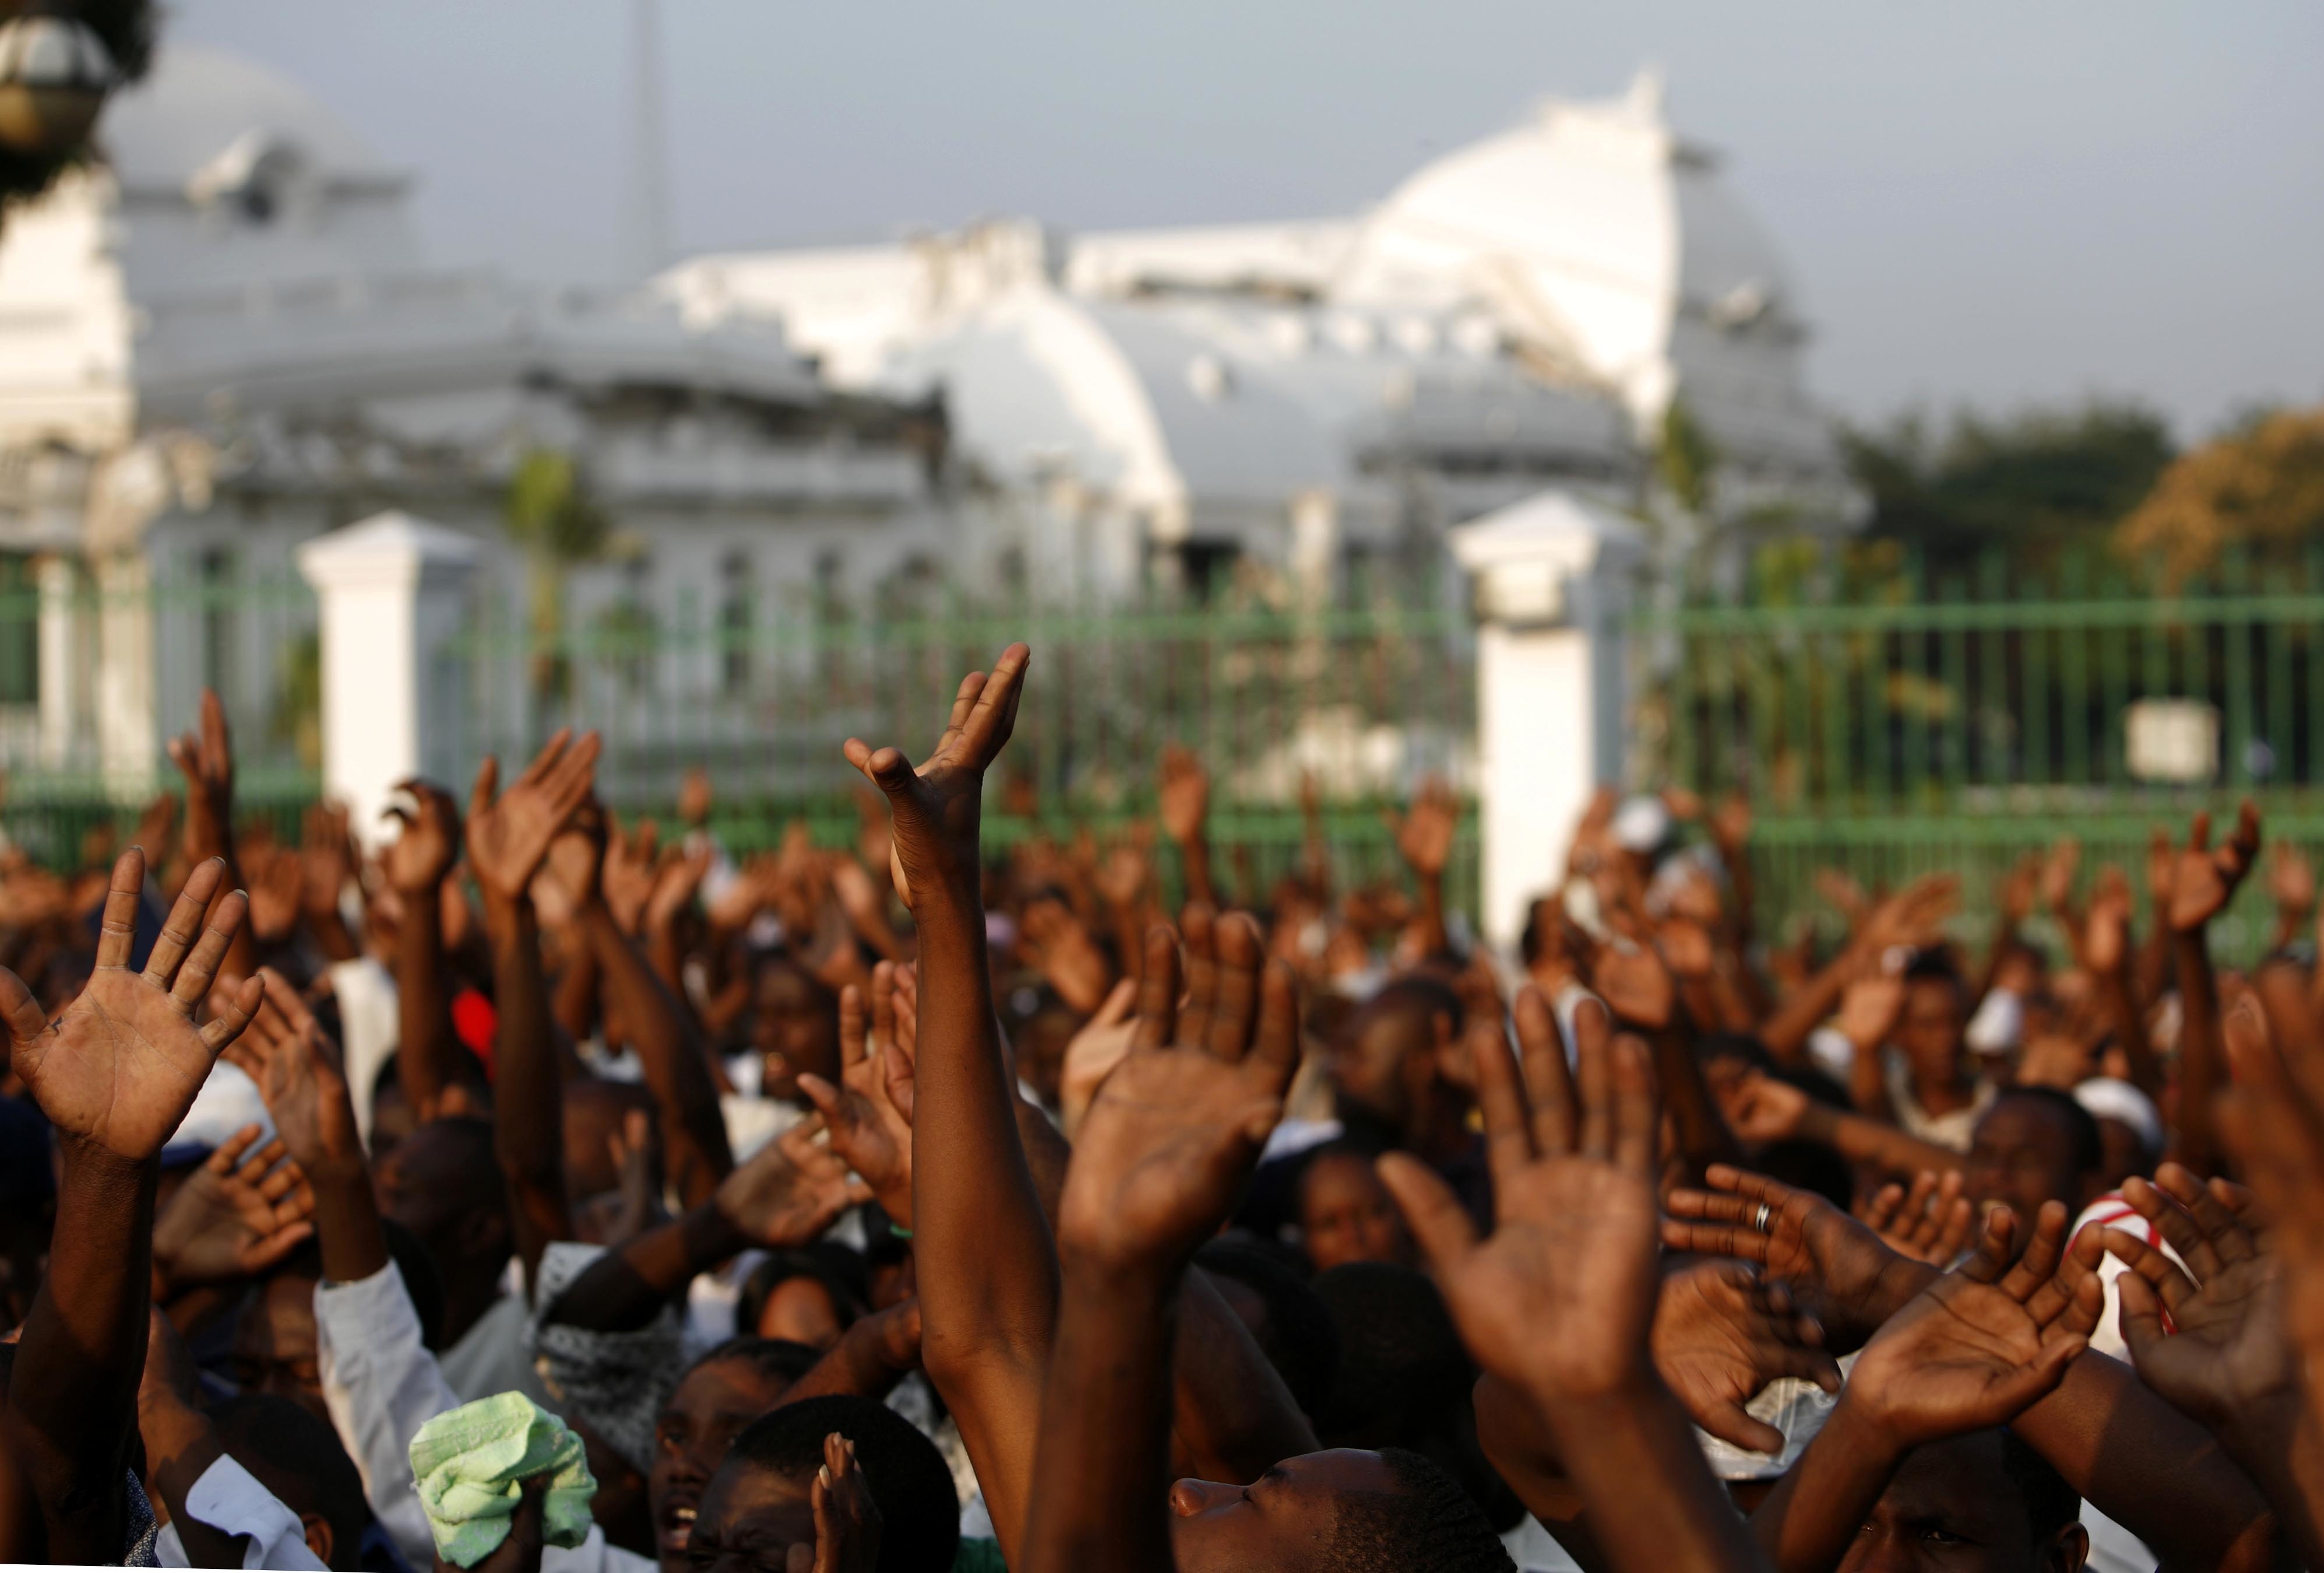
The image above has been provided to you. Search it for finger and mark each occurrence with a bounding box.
[837,986,867,1072]
[797,1073,846,1130]
[211,1123,263,1174]
[1770,1342,1846,1395]
[142,856,224,987]
[956,643,1031,760]
[2188,810,2211,853]
[469,754,500,815]
[259,965,319,1039]
[170,888,249,1014]
[95,848,150,971]
[1959,1208,2016,1283]
[1471,984,1537,1187]
[1863,1183,1904,1233]
[1245,958,1301,1095]
[1133,923,1182,1050]
[1202,912,1264,1062]
[237,1134,289,1187]
[1520,987,1582,1155]
[2122,1175,2224,1281]
[1985,1334,2087,1418]
[1376,1152,1480,1276]
[1659,1215,1770,1267]
[1999,1201,2069,1301]
[1178,902,1219,1052]
[2116,1268,2172,1370]
[1575,1003,1614,1161]
[869,959,897,1049]
[1608,1033,1659,1177]
[935,669,987,757]
[519,728,572,786]
[199,975,265,1056]
[2100,1226,2200,1314]
[1697,1400,1788,1456]
[2154,1162,2257,1266]
[241,1221,314,1274]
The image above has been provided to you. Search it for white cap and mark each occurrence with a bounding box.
[1964,987,2024,1056]
[2074,1077,2164,1162]
[1610,794,1671,854]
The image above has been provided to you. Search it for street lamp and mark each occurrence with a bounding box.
[0,2,116,156]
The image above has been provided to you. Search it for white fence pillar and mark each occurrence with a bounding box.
[1450,491,1644,954]
[297,512,480,852]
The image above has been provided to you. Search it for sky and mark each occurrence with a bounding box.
[160,0,2324,442]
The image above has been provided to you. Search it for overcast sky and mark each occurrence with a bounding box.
[161,0,2323,441]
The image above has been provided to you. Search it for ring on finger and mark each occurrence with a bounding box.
[1754,1202,1773,1234]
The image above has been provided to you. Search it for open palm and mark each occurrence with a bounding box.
[2103,1167,2293,1428]
[799,967,915,1225]
[1381,990,1664,1403]
[465,729,603,901]
[7,849,261,1161]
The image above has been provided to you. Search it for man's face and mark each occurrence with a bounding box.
[683,1458,816,1573]
[1167,1449,1396,1572]
[652,1358,796,1573]
[1325,1006,1430,1129]
[372,1122,483,1254]
[1966,1099,2089,1262]
[1297,1154,1411,1273]
[228,1272,329,1426]
[1898,981,1966,1083]
[1837,1431,2087,1573]
[749,964,837,1102]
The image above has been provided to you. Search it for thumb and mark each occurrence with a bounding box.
[0,964,48,1048]
[1376,1152,1480,1277]
[1699,1400,1787,1456]
[1984,1335,2087,1424]
[2117,1269,2168,1366]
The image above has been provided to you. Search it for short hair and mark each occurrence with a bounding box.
[1195,1239,1342,1419]
[208,1392,371,1570]
[1991,1086,2103,1176]
[1318,1447,1515,1572]
[1367,975,1465,1038]
[683,1336,826,1393]
[726,1394,959,1572]
[1699,1032,1774,1072]
[1999,1427,2081,1542]
[737,1247,869,1339]
[1903,949,1968,993]
[1752,1138,1854,1212]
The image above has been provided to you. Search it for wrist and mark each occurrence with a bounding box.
[1522,1359,1670,1436]
[1823,1384,1922,1461]
[1059,1242,1184,1304]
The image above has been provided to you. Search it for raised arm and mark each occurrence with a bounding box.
[1,851,259,1565]
[382,779,466,1117]
[1385,777,1457,960]
[846,645,1056,1561]
[1157,744,1216,911]
[169,690,256,981]
[2167,804,2260,1177]
[235,967,390,1286]
[465,732,603,1292]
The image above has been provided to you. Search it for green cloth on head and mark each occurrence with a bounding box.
[408,1391,597,1567]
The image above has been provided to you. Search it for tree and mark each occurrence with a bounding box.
[2117,404,2324,584]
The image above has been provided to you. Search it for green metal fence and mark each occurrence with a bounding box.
[1638,548,2324,958]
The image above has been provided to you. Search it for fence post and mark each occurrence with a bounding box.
[1450,491,1645,954]
[297,512,481,851]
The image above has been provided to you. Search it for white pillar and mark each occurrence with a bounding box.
[34,553,89,773]
[93,549,157,798]
[1450,490,1644,954]
[297,512,481,852]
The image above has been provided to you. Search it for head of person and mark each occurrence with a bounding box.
[563,1078,659,1202]
[230,1226,444,1424]
[1168,1445,1515,1572]
[1326,977,1463,1142]
[371,1115,512,1290]
[207,1392,374,1570]
[1295,1143,1415,1273]
[2070,1078,2162,1192]
[748,954,840,1102]
[1838,1427,2085,1573]
[1966,1088,2103,1259]
[737,1247,868,1349]
[688,1394,960,1572]
[1194,1239,1341,1423]
[1898,953,1970,1087]
[651,1338,823,1573]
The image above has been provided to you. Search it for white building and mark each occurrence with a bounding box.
[0,46,948,795]
[657,71,1858,602]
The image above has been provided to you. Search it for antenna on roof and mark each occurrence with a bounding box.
[625,0,671,283]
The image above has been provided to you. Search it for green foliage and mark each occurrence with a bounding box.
[1657,396,1719,517]
[1840,401,2175,569]
[503,449,608,566]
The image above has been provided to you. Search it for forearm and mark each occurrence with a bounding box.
[582,902,731,1204]
[2214,1403,2324,1572]
[1020,1260,1180,1573]
[2096,965,2163,1099]
[1646,1021,1742,1180]
[781,1314,920,1405]
[1170,1267,1318,1484]
[2014,1351,2274,1572]
[551,933,600,1045]
[393,883,457,1114]
[2172,929,2224,1174]
[484,890,569,1289]
[1177,835,1216,911]
[1759,955,1854,1062]
[312,1164,391,1288]
[1748,1400,1903,1573]
[542,1201,741,1333]
[1411,869,1449,958]
[1534,1371,1769,1573]
[1797,1101,1963,1181]
[139,1398,242,1570]
[6,1140,154,1561]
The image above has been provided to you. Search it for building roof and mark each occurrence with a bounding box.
[98,43,408,196]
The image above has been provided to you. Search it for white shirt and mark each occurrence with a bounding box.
[314,1261,653,1573]
[154,1452,328,1570]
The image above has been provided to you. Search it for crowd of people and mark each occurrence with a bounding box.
[8,647,2324,1571]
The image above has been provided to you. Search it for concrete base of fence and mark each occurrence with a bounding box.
[298,512,480,851]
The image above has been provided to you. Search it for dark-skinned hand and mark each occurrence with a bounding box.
[1651,1258,1840,1452]
[797,964,915,1228]
[713,1117,871,1248]
[466,729,604,904]
[1663,1166,1928,1351]
[150,1124,313,1291]
[843,645,1029,910]
[382,778,465,894]
[2169,802,2262,933]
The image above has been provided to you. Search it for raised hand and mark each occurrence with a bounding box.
[797,967,915,1227]
[1858,1169,1975,1265]
[150,1124,314,1292]
[1842,1204,2098,1448]
[1663,1166,1930,1349]
[1378,991,1663,1403]
[1059,909,1297,1270]
[300,801,354,914]
[1019,895,1115,1015]
[1858,873,1960,954]
[2083,866,2134,975]
[227,968,364,1186]
[645,842,712,936]
[1834,971,1906,1053]
[843,644,1029,909]
[882,962,918,1124]
[601,815,663,933]
[541,798,608,914]
[1651,1258,1840,1452]
[1589,939,1676,1031]
[2170,802,2262,933]
[167,688,235,855]
[1385,776,1459,880]
[1155,743,1210,849]
[2101,1165,2292,1429]
[1721,1070,1809,1145]
[792,1433,880,1573]
[382,778,464,893]
[465,729,604,903]
[2272,841,2317,923]
[713,1116,871,1248]
[6,849,262,1161]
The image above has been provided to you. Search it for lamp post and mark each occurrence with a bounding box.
[0,1,116,156]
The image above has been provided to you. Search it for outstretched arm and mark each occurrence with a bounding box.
[845,646,1058,1563]
[2,851,259,1565]
[579,895,733,1205]
[382,780,466,1118]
